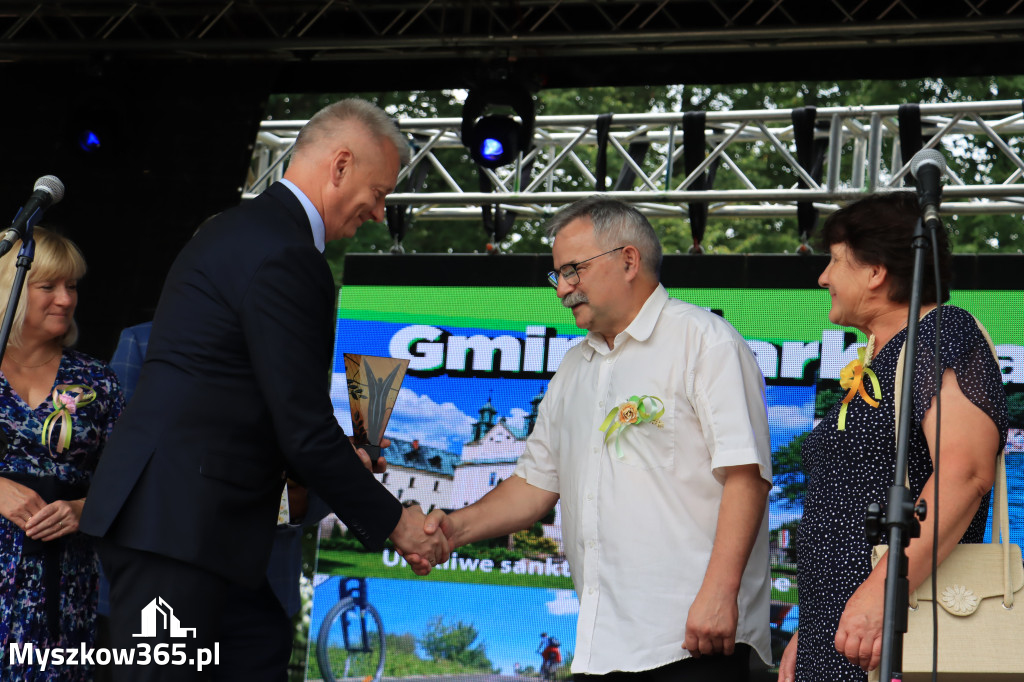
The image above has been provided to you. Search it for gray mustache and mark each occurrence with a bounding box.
[562,291,588,308]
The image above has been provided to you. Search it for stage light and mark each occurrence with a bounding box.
[78,130,102,153]
[461,81,535,169]
[64,92,124,162]
[481,136,504,161]
[471,115,523,167]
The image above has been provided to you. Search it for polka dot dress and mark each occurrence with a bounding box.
[794,306,1009,681]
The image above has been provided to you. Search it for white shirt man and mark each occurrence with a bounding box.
[422,196,772,679]
[515,282,772,672]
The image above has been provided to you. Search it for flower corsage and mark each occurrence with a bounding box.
[599,395,665,458]
[837,335,881,430]
[41,384,97,453]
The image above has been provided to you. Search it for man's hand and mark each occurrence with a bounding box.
[684,463,766,658]
[389,504,450,575]
[423,508,451,538]
[0,478,47,531]
[835,578,883,671]
[351,437,389,474]
[286,480,310,522]
[397,476,557,575]
[776,631,797,682]
[683,581,739,657]
[402,508,453,570]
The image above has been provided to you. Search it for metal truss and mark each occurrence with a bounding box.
[1,1,1022,63]
[246,99,1024,223]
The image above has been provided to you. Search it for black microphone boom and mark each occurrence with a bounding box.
[910,149,946,229]
[0,175,65,257]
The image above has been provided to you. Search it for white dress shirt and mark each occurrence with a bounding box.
[514,284,773,673]
[279,178,326,252]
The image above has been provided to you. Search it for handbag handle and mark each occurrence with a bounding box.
[893,312,1013,608]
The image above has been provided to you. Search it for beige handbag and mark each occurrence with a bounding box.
[868,317,1024,681]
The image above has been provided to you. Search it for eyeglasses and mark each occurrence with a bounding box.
[547,246,625,287]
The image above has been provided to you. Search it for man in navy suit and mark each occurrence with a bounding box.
[107,321,328,679]
[81,99,447,681]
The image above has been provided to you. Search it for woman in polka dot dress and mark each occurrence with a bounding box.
[776,192,1009,682]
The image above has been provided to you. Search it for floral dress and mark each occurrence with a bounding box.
[795,306,1009,681]
[0,349,123,681]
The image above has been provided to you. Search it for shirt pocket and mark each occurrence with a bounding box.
[604,395,675,470]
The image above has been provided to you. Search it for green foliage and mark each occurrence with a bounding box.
[1007,390,1024,428]
[380,644,476,677]
[318,531,365,553]
[815,383,845,419]
[268,76,1024,275]
[557,649,575,679]
[772,431,809,504]
[454,541,521,564]
[513,530,559,556]
[387,632,418,657]
[289,527,321,682]
[314,547,573,589]
[418,616,496,672]
[513,521,560,556]
[305,629,493,680]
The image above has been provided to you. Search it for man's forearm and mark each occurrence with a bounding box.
[703,463,770,594]
[445,475,559,549]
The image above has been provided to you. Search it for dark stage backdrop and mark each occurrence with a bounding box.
[0,63,277,359]
[303,253,1024,678]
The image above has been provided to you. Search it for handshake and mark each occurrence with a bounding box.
[388,505,453,575]
[353,437,456,576]
[353,437,455,575]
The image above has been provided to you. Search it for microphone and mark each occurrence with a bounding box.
[0,175,65,257]
[910,149,946,229]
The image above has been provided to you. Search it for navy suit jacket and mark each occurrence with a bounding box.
[82,183,402,589]
[108,320,330,615]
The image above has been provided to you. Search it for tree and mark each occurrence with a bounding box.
[513,521,560,557]
[1007,390,1024,428]
[265,76,1024,275]
[773,431,809,505]
[386,632,418,656]
[815,384,845,419]
[418,616,495,671]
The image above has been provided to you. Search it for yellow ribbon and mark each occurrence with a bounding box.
[837,347,881,430]
[599,395,665,458]
[41,384,96,453]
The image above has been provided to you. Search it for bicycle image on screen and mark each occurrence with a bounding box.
[316,577,386,682]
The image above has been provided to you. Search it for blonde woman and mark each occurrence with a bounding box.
[0,227,123,681]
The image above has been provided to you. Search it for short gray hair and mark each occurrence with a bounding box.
[545,196,662,276]
[294,98,411,164]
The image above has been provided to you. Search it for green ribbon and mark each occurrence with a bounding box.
[598,394,666,459]
[41,384,96,454]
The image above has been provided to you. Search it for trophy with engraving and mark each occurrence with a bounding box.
[344,354,409,464]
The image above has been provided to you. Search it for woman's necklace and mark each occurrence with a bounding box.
[4,349,60,369]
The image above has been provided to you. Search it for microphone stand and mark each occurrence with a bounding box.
[866,214,935,682]
[0,231,37,366]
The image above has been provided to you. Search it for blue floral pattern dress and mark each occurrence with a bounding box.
[0,349,123,681]
[794,306,1009,681]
